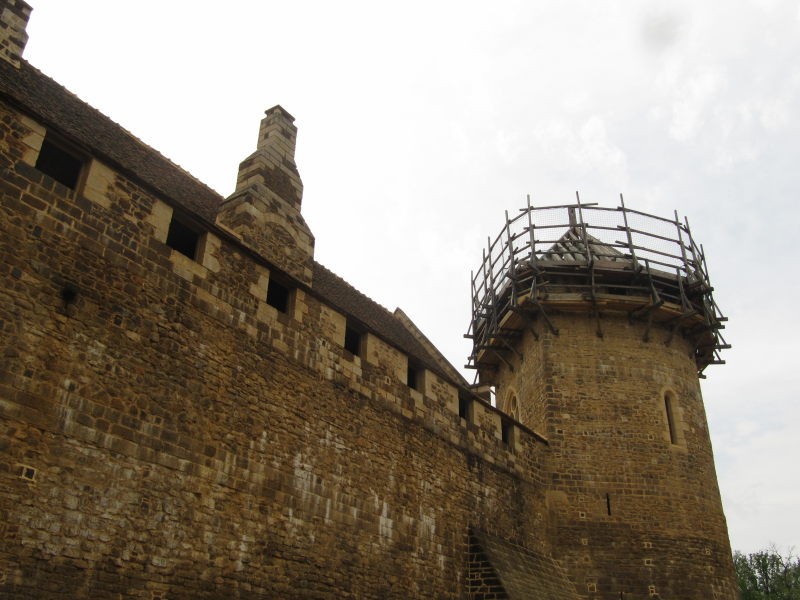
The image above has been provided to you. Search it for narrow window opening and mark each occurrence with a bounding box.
[664,392,678,444]
[501,420,513,446]
[35,135,83,189]
[166,215,200,260]
[406,365,418,389]
[266,278,290,313]
[61,283,78,307]
[606,493,612,515]
[344,324,361,356]
[458,397,471,421]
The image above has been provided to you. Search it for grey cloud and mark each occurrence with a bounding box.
[641,9,684,52]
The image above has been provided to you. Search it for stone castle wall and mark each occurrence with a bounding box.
[0,4,740,594]
[0,99,556,599]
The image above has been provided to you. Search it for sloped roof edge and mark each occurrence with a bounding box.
[312,263,451,382]
[0,59,224,223]
[0,57,457,387]
[393,308,467,386]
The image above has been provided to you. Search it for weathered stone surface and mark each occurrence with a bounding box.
[473,530,578,599]
[0,4,738,597]
[0,97,553,598]
[0,0,30,68]
[492,312,738,599]
[217,106,314,287]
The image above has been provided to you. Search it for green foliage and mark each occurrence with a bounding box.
[734,547,800,600]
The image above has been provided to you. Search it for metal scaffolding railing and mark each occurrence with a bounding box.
[466,195,728,376]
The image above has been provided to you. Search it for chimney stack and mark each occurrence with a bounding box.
[0,0,32,68]
[217,106,315,286]
[234,105,303,209]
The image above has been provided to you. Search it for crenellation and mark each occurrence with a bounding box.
[363,331,407,383]
[0,7,736,596]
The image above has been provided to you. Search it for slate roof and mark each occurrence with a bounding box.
[312,262,457,381]
[0,58,455,383]
[0,59,222,223]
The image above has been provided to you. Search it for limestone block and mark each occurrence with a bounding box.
[18,114,44,166]
[249,265,269,300]
[292,289,308,324]
[82,159,114,208]
[409,389,422,405]
[170,249,207,280]
[320,305,346,347]
[256,300,278,323]
[146,199,173,242]
[198,233,221,273]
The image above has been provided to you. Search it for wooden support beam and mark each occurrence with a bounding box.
[523,297,559,335]
[491,349,514,372]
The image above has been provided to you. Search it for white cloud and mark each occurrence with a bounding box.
[578,116,627,172]
[668,68,723,141]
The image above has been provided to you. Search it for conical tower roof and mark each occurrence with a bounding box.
[540,227,626,263]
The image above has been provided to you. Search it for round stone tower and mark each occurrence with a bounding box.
[467,198,737,599]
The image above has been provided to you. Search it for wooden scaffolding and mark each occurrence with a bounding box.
[465,195,729,379]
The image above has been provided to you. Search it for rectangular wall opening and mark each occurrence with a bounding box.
[459,397,471,422]
[166,214,201,260]
[501,420,513,447]
[35,134,83,190]
[406,364,418,389]
[344,324,361,356]
[266,278,290,313]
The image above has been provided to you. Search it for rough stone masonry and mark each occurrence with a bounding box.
[0,2,738,598]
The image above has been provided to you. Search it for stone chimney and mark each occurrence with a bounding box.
[217,106,315,286]
[0,0,31,67]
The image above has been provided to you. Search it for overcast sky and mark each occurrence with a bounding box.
[22,0,800,555]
